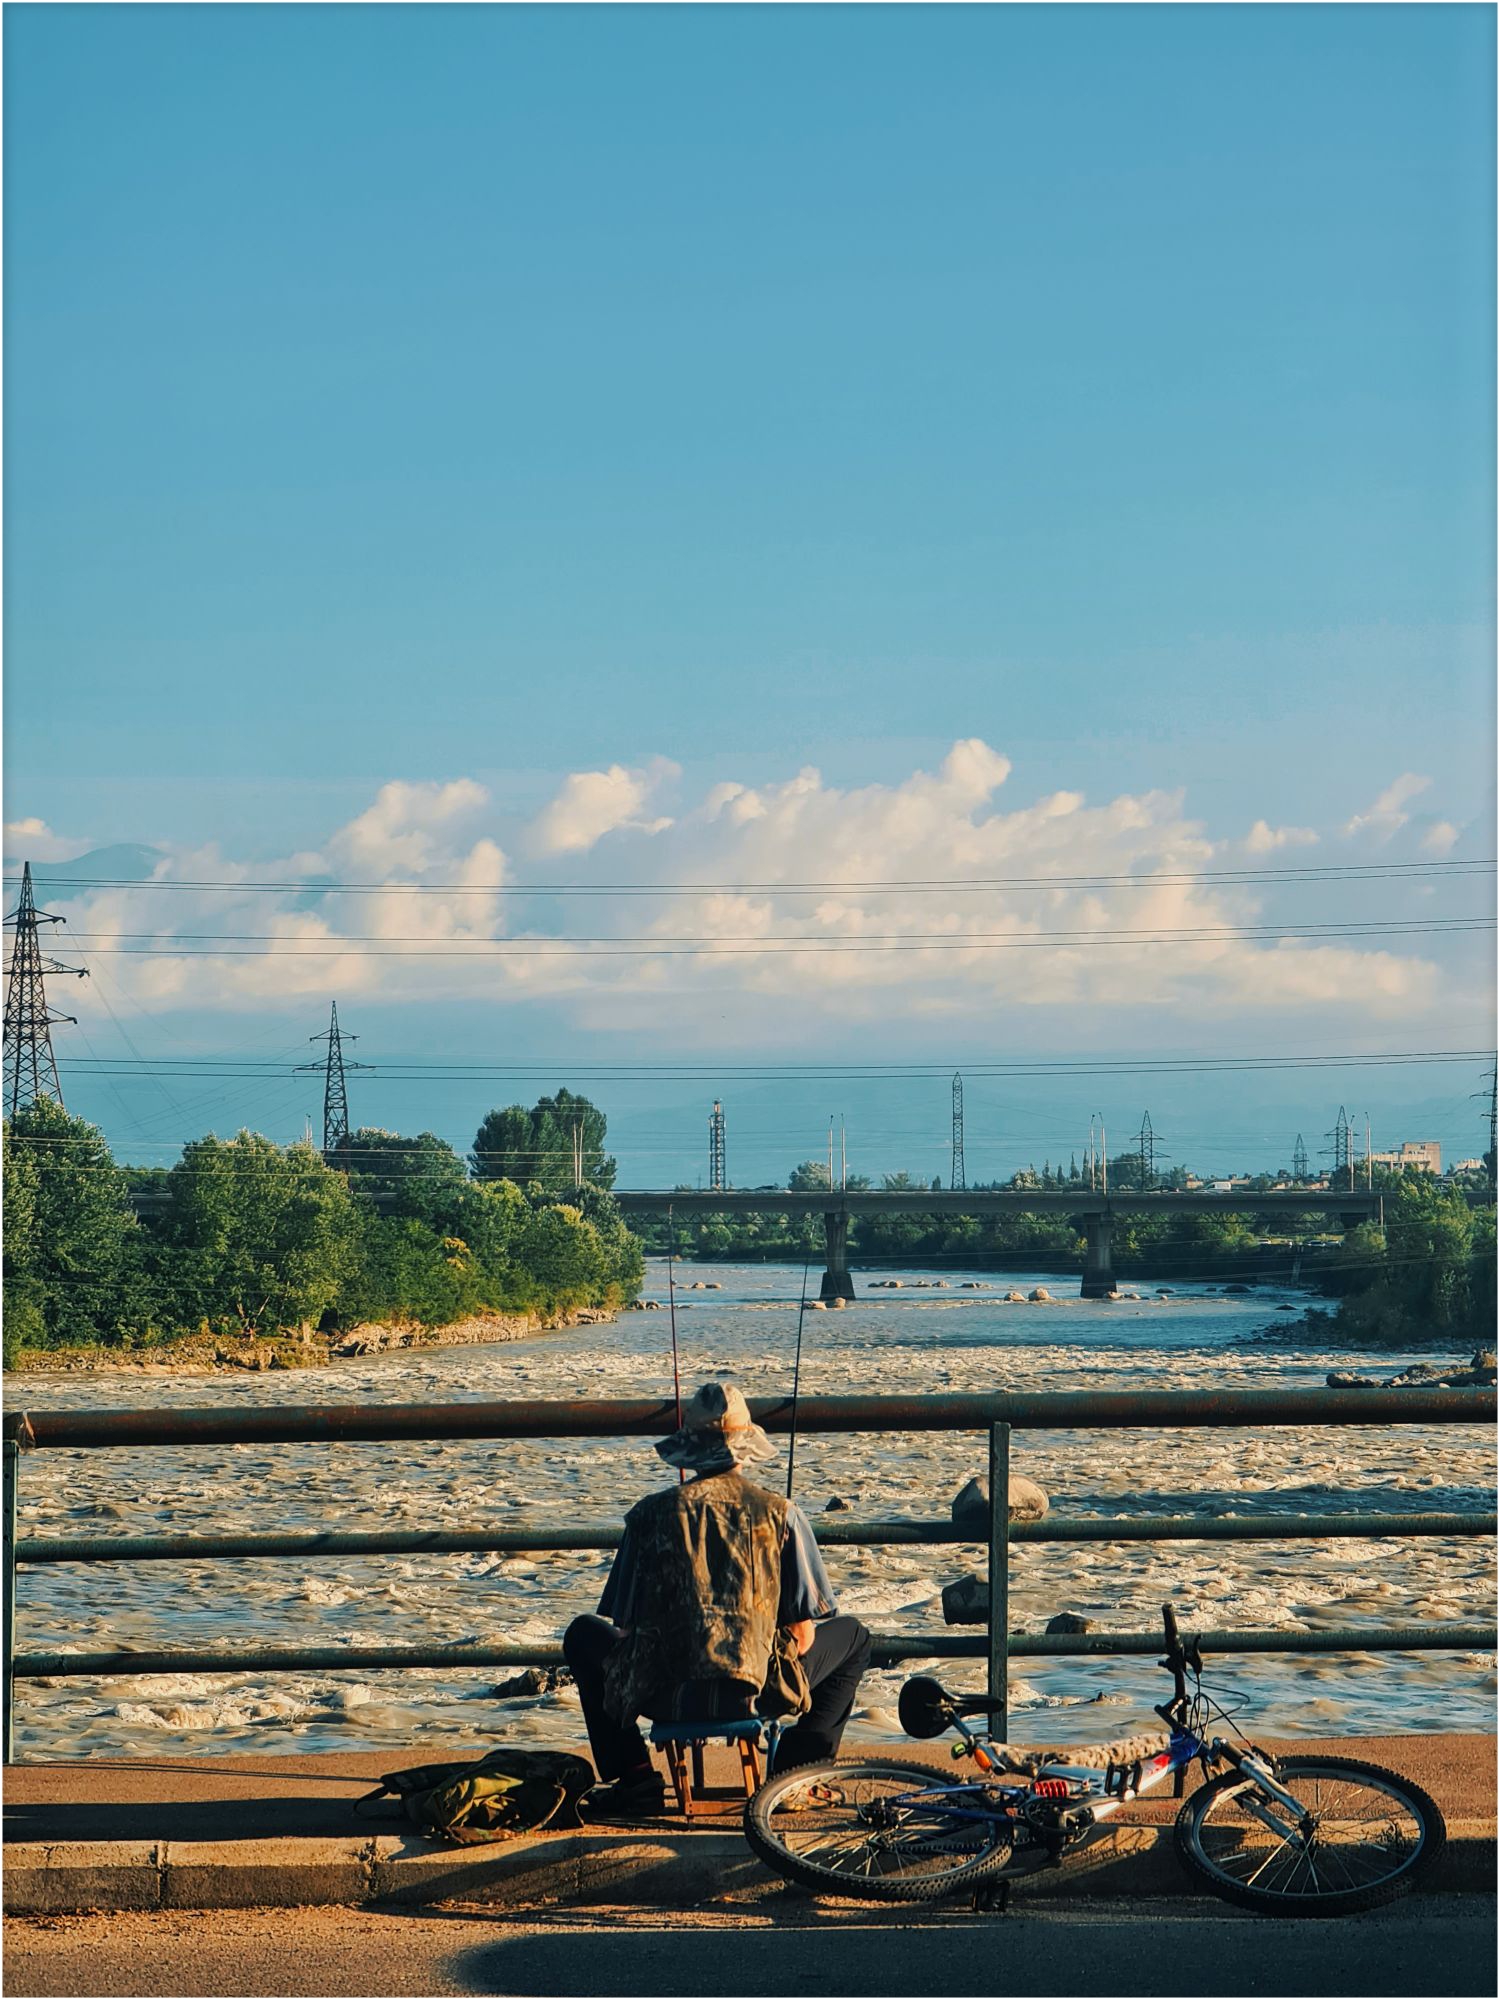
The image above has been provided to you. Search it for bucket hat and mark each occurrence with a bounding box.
[654,1381,776,1474]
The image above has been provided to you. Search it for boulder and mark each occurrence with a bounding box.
[807,1300,827,1311]
[952,1473,1049,1530]
[1029,1287,1052,1303]
[1005,1291,1028,1304]
[827,1296,847,1309]
[941,1574,990,1626]
[491,1666,573,1699]
[824,1496,851,1512]
[1046,1612,1097,1635]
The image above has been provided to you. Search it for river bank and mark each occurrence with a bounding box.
[4,1305,621,1377]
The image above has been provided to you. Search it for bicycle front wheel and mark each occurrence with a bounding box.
[744,1759,1017,1902]
[1175,1755,1446,1918]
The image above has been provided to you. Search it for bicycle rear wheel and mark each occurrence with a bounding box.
[1175,1755,1446,1917]
[744,1759,1018,1902]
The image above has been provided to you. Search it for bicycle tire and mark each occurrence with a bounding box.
[744,1758,1019,1902]
[1174,1755,1447,1918]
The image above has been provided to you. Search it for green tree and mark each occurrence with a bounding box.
[788,1161,833,1191]
[470,1091,616,1190]
[3,1100,148,1348]
[160,1131,360,1333]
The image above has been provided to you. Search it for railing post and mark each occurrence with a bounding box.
[4,1437,18,1764]
[988,1420,1009,1740]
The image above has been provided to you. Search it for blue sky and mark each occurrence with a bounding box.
[4,5,1495,1180]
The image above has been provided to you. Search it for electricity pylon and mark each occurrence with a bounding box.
[1291,1133,1309,1182]
[709,1099,726,1191]
[951,1072,966,1190]
[297,1003,369,1158]
[1136,1110,1158,1189]
[4,862,87,1116]
[1326,1106,1352,1190]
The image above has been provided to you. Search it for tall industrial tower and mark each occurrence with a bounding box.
[1291,1133,1309,1182]
[299,1003,367,1157]
[708,1099,727,1192]
[1136,1110,1157,1189]
[4,862,87,1116]
[951,1072,966,1190]
[1328,1106,1352,1189]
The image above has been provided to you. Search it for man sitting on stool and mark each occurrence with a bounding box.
[562,1381,873,1817]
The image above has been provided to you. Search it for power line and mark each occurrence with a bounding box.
[47,1047,1495,1080]
[10,917,1491,959]
[9,858,1493,896]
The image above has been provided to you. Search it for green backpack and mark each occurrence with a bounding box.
[356,1746,596,1846]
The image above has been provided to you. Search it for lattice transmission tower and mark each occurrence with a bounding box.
[951,1072,966,1190]
[1326,1106,1352,1190]
[4,862,87,1116]
[1136,1110,1158,1189]
[708,1099,727,1192]
[298,1003,369,1157]
[1291,1133,1309,1182]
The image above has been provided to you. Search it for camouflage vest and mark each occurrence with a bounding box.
[602,1471,811,1723]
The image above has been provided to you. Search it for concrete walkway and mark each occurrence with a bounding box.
[4,1734,1492,1915]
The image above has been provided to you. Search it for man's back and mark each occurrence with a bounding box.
[603,1470,795,1720]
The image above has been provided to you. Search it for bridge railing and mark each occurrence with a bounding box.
[3,1387,1495,1763]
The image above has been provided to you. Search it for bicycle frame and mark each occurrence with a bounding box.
[877,1605,1318,1851]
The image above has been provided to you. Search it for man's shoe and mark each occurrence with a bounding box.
[580,1770,667,1822]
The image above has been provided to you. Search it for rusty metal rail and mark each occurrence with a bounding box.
[3,1387,1494,1763]
[4,1384,1488,1450]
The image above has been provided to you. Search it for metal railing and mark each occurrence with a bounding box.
[4,1387,1495,1763]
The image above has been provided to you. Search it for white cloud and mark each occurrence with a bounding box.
[1419,821,1460,856]
[528,760,678,855]
[51,742,1481,1047]
[1344,773,1431,840]
[1244,820,1319,854]
[2,817,93,864]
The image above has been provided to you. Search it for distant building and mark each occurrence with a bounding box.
[1369,1141,1442,1175]
[1449,1158,1486,1175]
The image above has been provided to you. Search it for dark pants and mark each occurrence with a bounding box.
[561,1613,873,1780]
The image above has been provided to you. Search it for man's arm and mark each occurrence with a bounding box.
[596,1520,638,1630]
[778,1503,839,1651]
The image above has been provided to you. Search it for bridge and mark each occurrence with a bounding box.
[611,1188,1384,1300]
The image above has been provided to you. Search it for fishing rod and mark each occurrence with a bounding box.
[785,1252,814,1502]
[666,1205,684,1484]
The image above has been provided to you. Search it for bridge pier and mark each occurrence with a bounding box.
[820,1211,855,1302]
[1080,1212,1115,1299]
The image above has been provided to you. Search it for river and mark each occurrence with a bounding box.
[8,1264,1494,1761]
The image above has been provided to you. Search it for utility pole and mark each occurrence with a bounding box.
[708,1099,726,1192]
[1291,1134,1309,1183]
[840,1116,847,1191]
[827,1116,834,1189]
[1472,1066,1498,1191]
[1365,1113,1373,1191]
[951,1072,966,1190]
[1094,1114,1108,1197]
[297,1003,369,1159]
[3,862,87,1116]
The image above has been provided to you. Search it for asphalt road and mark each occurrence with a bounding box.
[5,1896,1495,1999]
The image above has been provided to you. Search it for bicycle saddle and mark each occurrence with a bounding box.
[898,1676,1008,1739]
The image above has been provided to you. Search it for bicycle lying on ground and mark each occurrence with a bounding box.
[745,1605,1446,1917]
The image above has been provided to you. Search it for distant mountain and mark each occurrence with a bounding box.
[23,845,164,896]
